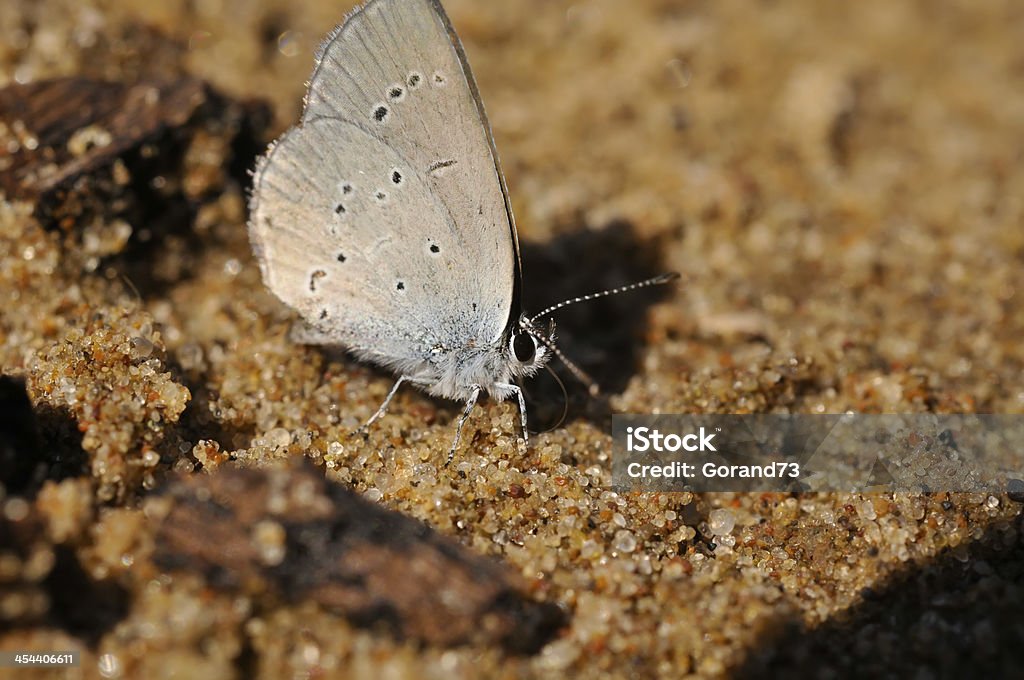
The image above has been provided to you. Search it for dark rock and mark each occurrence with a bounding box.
[1007,479,1024,504]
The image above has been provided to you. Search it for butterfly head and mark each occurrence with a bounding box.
[506,315,554,379]
[505,272,681,397]
[507,314,601,397]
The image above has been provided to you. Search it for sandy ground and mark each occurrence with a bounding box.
[1,0,1023,677]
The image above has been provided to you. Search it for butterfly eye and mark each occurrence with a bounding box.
[512,332,536,363]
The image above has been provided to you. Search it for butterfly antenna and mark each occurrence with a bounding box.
[530,272,680,323]
[119,274,142,308]
[529,329,600,397]
[541,363,570,433]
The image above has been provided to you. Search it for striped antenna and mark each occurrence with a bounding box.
[530,272,680,323]
[528,326,600,396]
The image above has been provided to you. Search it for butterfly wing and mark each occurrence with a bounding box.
[249,0,519,370]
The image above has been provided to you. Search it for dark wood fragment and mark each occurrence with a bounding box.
[0,77,269,239]
[0,79,199,198]
[151,462,566,653]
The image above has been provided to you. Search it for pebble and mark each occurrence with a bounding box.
[613,530,637,554]
[709,508,736,536]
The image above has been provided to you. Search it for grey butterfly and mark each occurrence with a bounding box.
[249,0,676,461]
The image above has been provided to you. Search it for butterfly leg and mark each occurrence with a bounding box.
[447,385,481,466]
[353,375,409,437]
[494,382,529,451]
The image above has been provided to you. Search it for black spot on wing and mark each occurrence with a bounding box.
[428,159,457,176]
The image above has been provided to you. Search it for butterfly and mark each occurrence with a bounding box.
[248,0,677,462]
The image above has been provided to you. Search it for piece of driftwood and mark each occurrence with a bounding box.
[151,463,566,653]
[0,77,268,234]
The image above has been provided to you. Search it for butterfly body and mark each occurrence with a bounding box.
[345,315,550,404]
